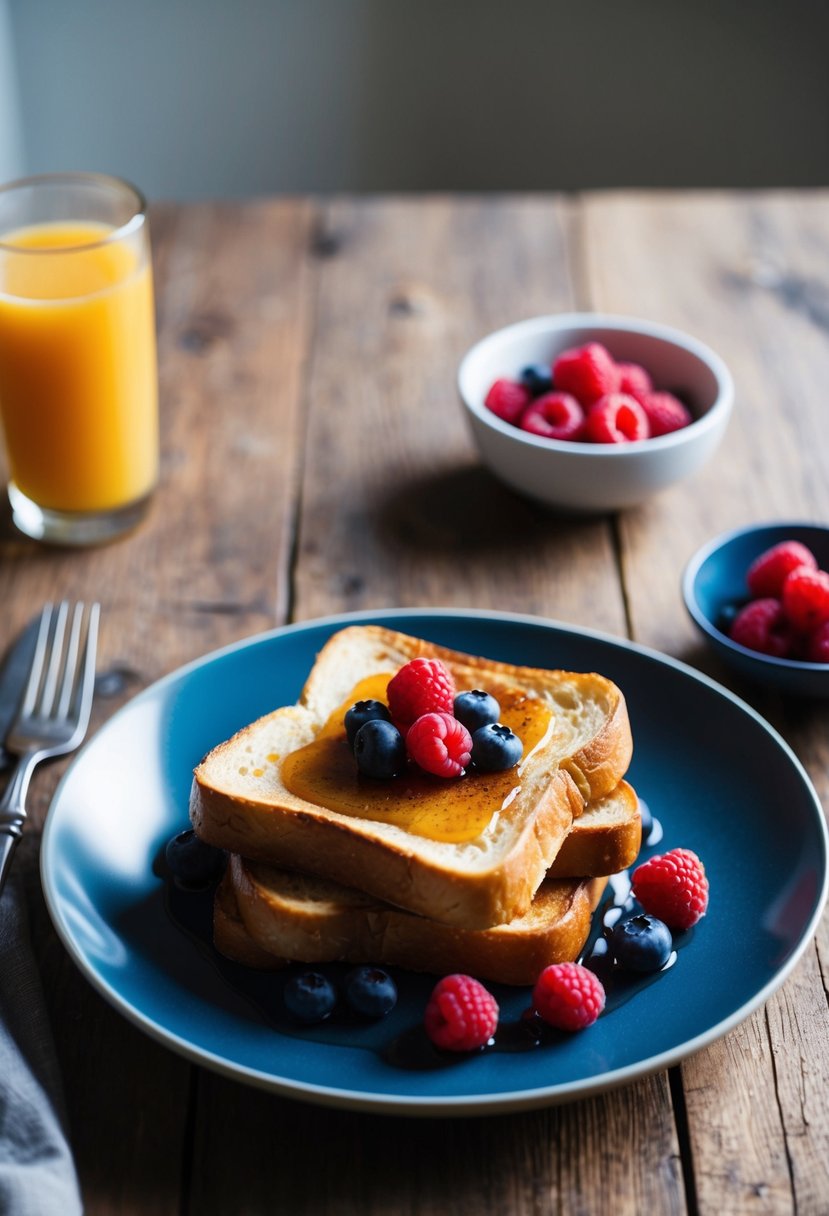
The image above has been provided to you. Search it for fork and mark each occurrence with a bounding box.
[0,602,100,897]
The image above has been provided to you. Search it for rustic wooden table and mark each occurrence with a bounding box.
[2,192,828,1214]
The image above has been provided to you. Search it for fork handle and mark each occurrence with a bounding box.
[0,751,40,898]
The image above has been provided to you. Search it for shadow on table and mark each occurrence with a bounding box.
[375,462,608,557]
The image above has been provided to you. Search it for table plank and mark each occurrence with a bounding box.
[189,195,685,1216]
[292,195,626,630]
[190,1071,683,1216]
[0,197,315,1214]
[583,190,829,1216]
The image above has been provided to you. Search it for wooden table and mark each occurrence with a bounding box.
[2,192,828,1215]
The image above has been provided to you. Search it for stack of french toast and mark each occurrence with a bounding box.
[189,624,639,986]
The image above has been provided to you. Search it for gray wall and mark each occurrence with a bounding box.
[4,0,829,200]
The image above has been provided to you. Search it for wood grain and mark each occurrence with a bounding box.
[0,197,315,1214]
[189,195,683,1216]
[2,191,827,1215]
[583,191,829,1216]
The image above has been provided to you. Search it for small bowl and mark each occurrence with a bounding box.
[457,313,733,512]
[683,521,829,697]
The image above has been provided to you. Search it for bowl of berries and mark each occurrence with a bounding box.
[457,313,733,512]
[682,521,829,697]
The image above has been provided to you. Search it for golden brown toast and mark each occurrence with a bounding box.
[191,625,633,929]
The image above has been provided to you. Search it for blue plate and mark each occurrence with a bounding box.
[41,610,828,1115]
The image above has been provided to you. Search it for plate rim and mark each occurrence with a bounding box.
[40,606,829,1116]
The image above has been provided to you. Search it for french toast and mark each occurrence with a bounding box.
[190,625,633,930]
[216,866,609,987]
[213,782,640,985]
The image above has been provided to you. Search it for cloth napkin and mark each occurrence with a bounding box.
[0,856,83,1216]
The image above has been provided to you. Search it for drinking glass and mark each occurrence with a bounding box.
[0,173,159,544]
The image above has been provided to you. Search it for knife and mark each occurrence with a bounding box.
[0,616,40,770]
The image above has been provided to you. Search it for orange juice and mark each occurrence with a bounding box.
[0,219,158,513]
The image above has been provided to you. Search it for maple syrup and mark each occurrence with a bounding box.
[280,675,556,843]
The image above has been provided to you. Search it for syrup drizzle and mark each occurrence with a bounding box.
[164,806,691,1070]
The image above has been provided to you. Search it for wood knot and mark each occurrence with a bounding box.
[310,224,343,259]
[178,312,233,353]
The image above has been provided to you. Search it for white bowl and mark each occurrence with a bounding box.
[457,313,734,512]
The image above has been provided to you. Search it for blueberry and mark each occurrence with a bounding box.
[165,830,226,887]
[344,966,398,1018]
[611,913,672,972]
[471,722,523,771]
[716,601,744,635]
[520,363,553,396]
[453,689,500,732]
[354,719,406,779]
[283,970,337,1023]
[344,699,391,748]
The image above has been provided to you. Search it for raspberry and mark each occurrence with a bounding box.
[519,391,585,441]
[532,963,605,1031]
[746,540,818,598]
[484,378,531,425]
[406,711,472,778]
[730,598,794,657]
[781,567,829,633]
[807,621,829,663]
[424,974,499,1052]
[552,342,620,407]
[387,658,455,728]
[639,390,692,437]
[585,393,650,443]
[616,361,652,402]
[632,847,709,931]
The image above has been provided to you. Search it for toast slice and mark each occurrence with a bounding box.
[217,864,609,987]
[213,782,639,985]
[191,625,632,930]
[548,779,641,878]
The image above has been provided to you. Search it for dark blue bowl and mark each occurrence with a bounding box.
[682,521,829,697]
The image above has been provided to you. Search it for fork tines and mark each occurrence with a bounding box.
[23,602,100,724]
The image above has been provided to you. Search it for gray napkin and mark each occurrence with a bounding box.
[0,867,82,1216]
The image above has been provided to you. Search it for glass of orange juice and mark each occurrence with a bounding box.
[0,173,159,544]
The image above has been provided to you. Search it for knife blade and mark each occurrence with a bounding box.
[0,616,40,769]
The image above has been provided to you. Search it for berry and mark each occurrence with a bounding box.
[283,971,337,1023]
[354,719,407,779]
[532,962,605,1031]
[632,847,709,931]
[730,598,794,657]
[424,974,499,1052]
[611,913,673,972]
[746,540,818,598]
[470,722,523,771]
[484,378,531,425]
[520,391,586,441]
[585,393,650,443]
[781,567,829,633]
[453,689,500,732]
[343,966,398,1018]
[344,699,391,748]
[520,363,554,396]
[406,712,472,778]
[616,361,653,402]
[716,601,744,634]
[387,658,455,728]
[165,830,225,887]
[639,390,692,437]
[806,621,829,663]
[553,342,620,407]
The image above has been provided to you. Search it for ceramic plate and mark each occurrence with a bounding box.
[41,610,828,1115]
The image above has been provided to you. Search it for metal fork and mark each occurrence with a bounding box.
[0,602,100,897]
